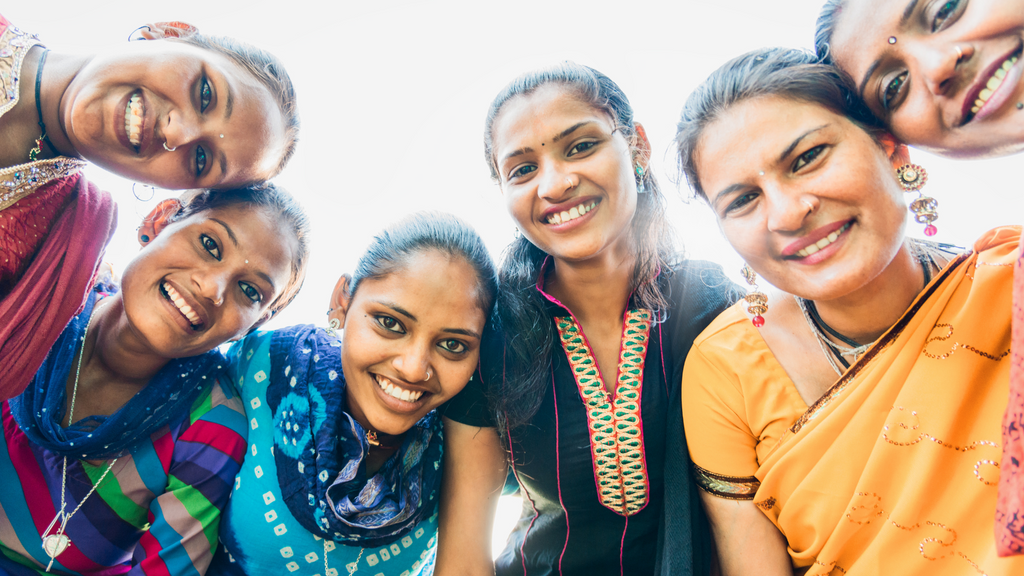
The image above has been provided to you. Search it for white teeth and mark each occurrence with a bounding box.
[162,282,202,327]
[971,54,1020,114]
[124,93,143,147]
[794,222,852,258]
[546,201,598,225]
[375,375,423,403]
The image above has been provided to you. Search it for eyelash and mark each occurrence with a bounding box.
[201,234,221,260]
[725,191,759,215]
[793,145,826,171]
[439,339,467,354]
[195,145,207,175]
[932,0,963,32]
[882,72,908,111]
[200,77,212,112]
[239,283,261,303]
[376,315,405,334]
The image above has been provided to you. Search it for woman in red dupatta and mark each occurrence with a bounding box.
[0,14,298,400]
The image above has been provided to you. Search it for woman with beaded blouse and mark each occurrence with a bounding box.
[0,15,298,401]
[675,47,1022,575]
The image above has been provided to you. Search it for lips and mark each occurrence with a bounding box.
[782,219,854,259]
[961,43,1023,125]
[374,374,426,403]
[160,281,206,330]
[124,92,144,149]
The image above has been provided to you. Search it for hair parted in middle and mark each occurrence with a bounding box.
[483,61,678,436]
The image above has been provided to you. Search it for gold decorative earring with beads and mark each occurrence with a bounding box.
[896,164,938,236]
[741,264,768,327]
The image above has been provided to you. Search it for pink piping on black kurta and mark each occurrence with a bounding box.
[552,368,569,576]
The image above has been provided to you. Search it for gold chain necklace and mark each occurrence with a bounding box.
[41,307,118,572]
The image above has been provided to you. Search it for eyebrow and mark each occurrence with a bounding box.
[499,121,598,166]
[858,0,920,100]
[374,300,481,339]
[442,327,482,340]
[224,83,234,120]
[211,218,238,246]
[709,124,830,211]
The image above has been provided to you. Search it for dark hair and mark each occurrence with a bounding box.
[815,0,847,65]
[176,33,299,178]
[349,212,498,315]
[674,47,885,200]
[483,62,677,434]
[172,182,310,316]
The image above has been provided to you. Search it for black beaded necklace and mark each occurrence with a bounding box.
[29,49,59,161]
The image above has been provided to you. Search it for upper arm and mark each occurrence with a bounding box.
[435,417,507,576]
[130,380,247,574]
[700,492,793,576]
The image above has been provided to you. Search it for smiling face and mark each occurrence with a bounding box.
[491,84,642,265]
[334,249,487,436]
[61,40,286,189]
[696,96,909,301]
[120,202,297,358]
[829,0,1024,158]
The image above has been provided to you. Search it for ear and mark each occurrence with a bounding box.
[633,123,653,172]
[138,21,199,40]
[877,132,911,169]
[138,198,182,246]
[329,274,353,327]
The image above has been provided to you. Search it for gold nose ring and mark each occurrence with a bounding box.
[163,142,177,152]
[566,177,574,189]
[955,45,964,62]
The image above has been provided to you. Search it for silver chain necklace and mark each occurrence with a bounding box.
[42,307,118,571]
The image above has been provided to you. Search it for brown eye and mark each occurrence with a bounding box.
[882,72,908,111]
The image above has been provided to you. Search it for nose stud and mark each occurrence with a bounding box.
[163,142,177,152]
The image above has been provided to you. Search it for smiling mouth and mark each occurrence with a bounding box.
[124,92,143,149]
[793,221,852,258]
[965,45,1022,123]
[375,374,424,403]
[545,200,599,225]
[160,281,204,330]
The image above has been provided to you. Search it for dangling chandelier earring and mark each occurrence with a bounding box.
[896,164,938,236]
[741,264,768,327]
[634,165,647,194]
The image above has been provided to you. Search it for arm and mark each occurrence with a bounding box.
[130,379,247,575]
[699,492,793,576]
[435,417,507,576]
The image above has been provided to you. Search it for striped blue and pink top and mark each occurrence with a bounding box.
[0,377,248,575]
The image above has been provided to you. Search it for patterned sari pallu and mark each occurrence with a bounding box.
[745,227,1021,575]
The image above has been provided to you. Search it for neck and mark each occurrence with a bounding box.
[811,241,924,345]
[36,50,92,158]
[545,248,637,322]
[81,295,172,388]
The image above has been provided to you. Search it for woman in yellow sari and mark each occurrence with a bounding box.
[674,47,1021,575]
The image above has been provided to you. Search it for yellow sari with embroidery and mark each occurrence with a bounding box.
[683,227,1022,575]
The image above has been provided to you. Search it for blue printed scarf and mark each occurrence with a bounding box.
[266,325,442,547]
[10,288,226,460]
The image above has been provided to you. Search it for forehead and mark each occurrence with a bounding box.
[356,250,487,321]
[491,85,615,153]
[828,0,901,78]
[697,98,839,184]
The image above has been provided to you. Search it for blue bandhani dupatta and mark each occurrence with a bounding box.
[10,288,226,460]
[266,325,442,547]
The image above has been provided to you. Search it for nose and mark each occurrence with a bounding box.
[764,186,815,233]
[192,266,229,307]
[392,341,432,384]
[913,41,967,98]
[162,109,202,151]
[536,162,576,202]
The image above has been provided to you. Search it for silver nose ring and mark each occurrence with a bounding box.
[163,142,177,152]
[954,45,964,62]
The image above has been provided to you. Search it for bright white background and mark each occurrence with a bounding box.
[9,0,1022,557]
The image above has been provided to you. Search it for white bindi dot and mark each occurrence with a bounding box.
[245,260,249,264]
[759,171,765,176]
[220,134,225,138]
[888,36,897,44]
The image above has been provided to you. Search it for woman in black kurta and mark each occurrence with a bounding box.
[435,62,740,576]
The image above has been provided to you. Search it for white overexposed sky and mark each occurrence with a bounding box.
[8,0,1021,330]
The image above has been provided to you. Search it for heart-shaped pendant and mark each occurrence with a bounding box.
[42,534,70,558]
